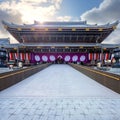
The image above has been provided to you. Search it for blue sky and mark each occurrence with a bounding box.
[57,0,103,18]
[0,0,120,43]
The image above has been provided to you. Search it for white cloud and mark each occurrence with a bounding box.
[22,0,48,3]
[81,0,120,24]
[56,16,72,21]
[51,0,63,9]
[0,0,63,23]
[102,24,120,44]
[81,0,120,44]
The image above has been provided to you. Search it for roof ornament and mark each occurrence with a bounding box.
[34,20,40,25]
[111,20,119,26]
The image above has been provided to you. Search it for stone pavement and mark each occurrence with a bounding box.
[0,65,120,120]
[0,97,120,120]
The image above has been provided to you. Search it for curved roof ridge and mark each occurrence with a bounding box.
[2,20,119,28]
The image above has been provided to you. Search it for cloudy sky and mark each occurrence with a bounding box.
[0,0,120,43]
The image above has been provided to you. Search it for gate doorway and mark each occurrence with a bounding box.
[55,56,64,64]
